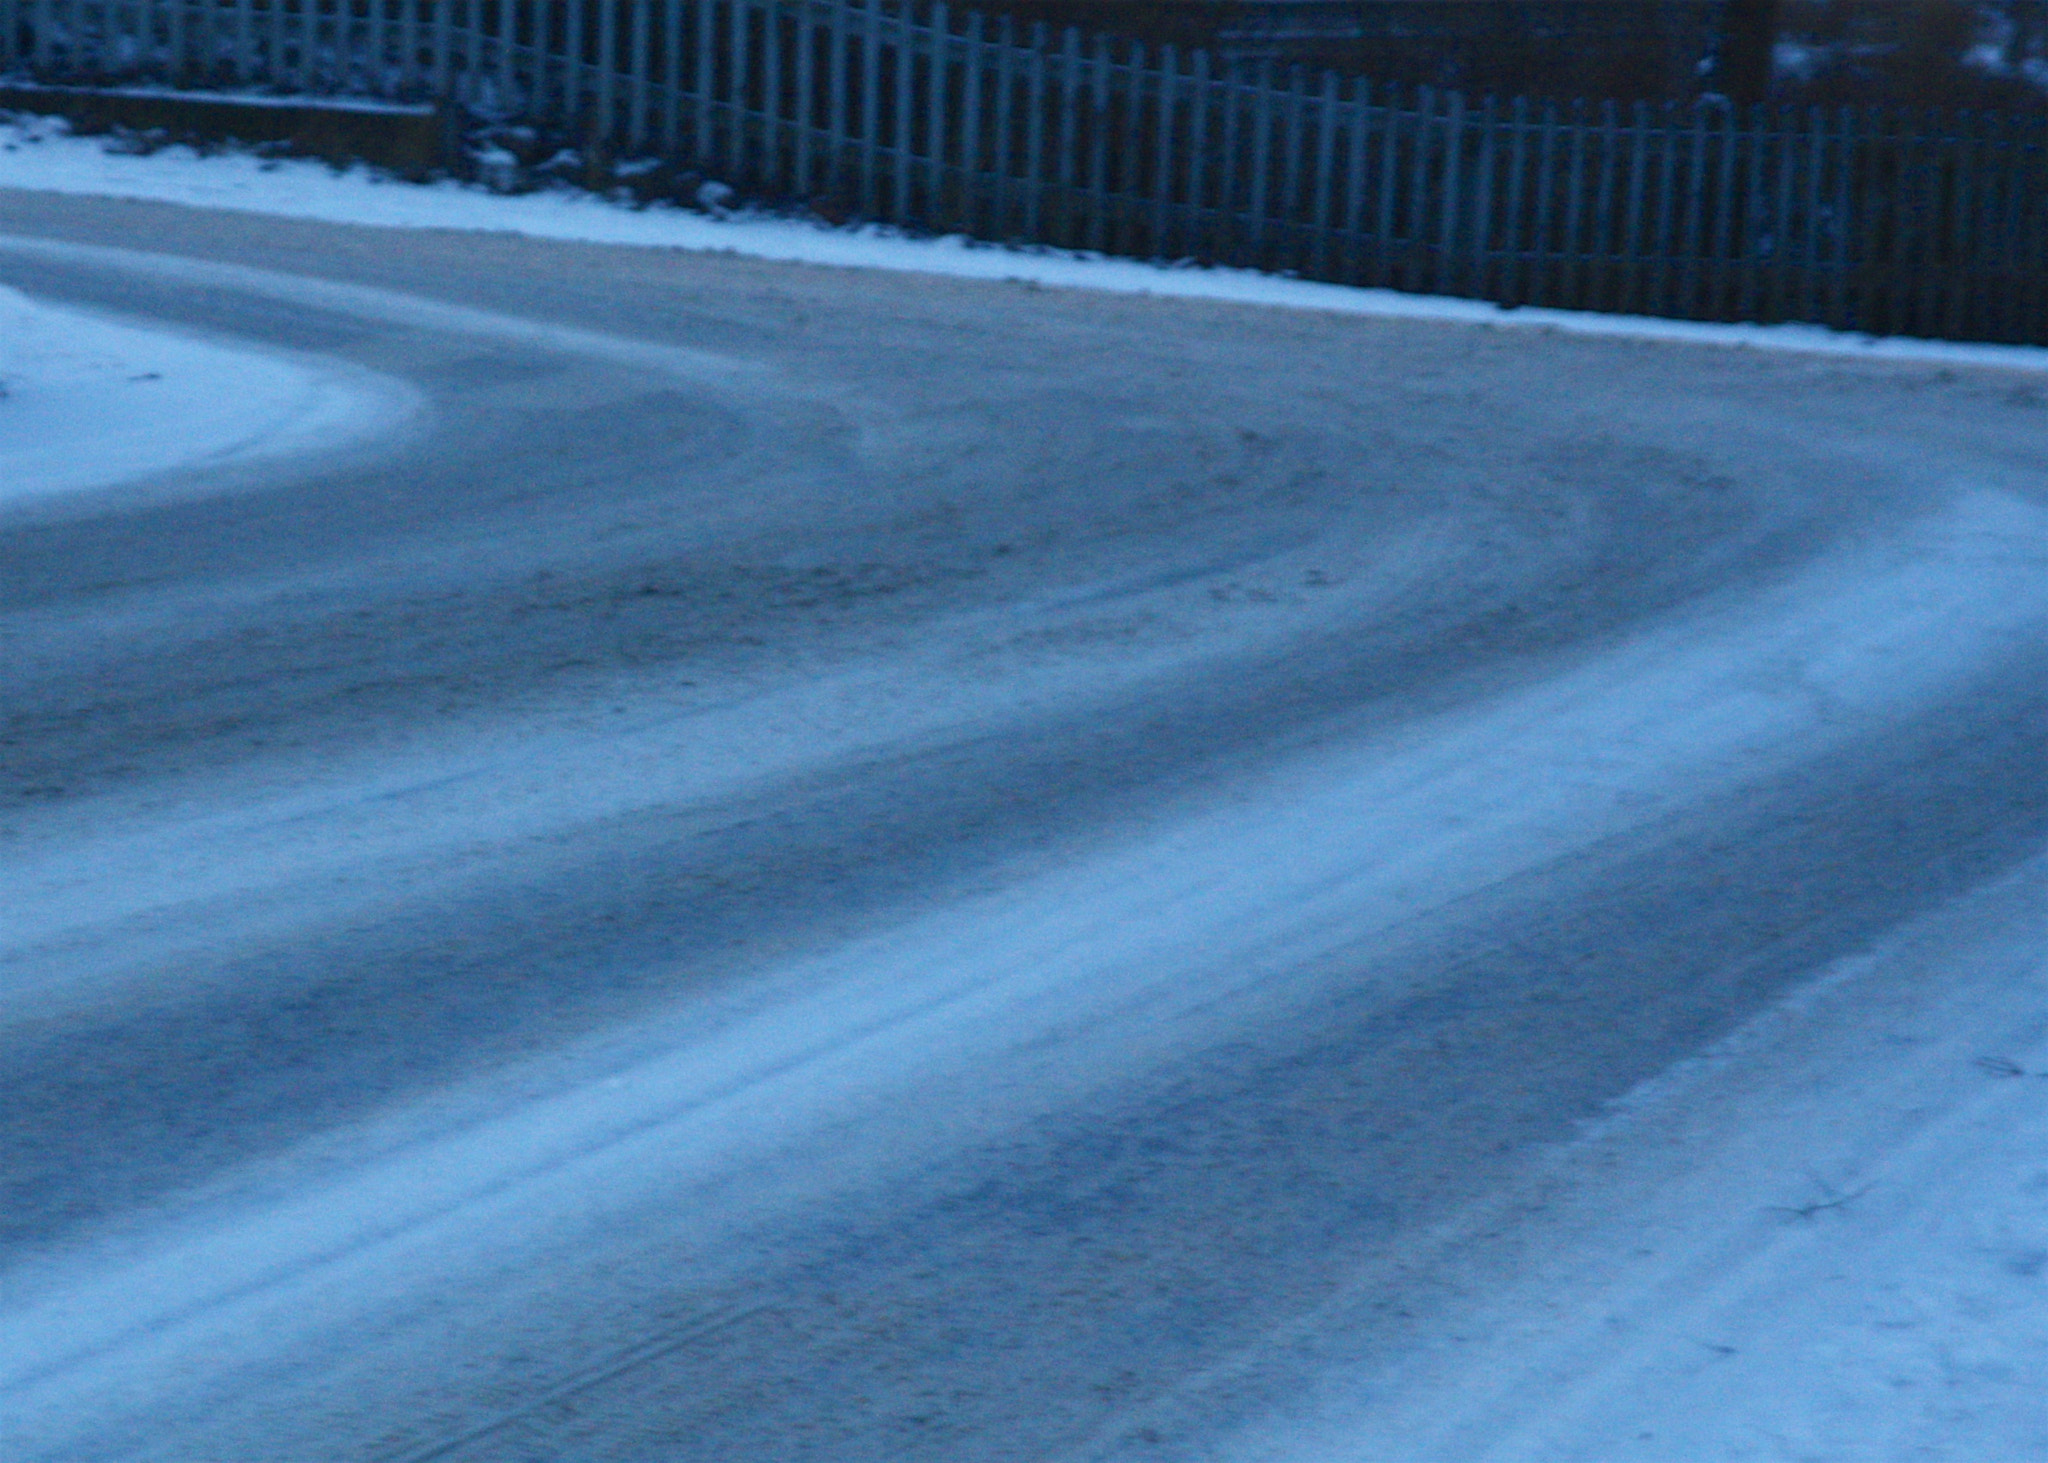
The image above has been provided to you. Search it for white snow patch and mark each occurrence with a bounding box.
[1220,859,2048,1463]
[0,280,417,504]
[4,111,2046,374]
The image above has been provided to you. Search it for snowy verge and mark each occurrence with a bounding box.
[4,111,2046,374]
[1207,854,2048,1463]
[0,280,417,505]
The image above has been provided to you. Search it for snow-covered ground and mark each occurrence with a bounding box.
[3,116,2047,1460]
[4,109,2046,375]
[0,278,414,506]
[1216,853,2048,1463]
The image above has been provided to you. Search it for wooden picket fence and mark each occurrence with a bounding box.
[6,0,2047,344]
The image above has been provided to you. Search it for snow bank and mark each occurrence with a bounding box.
[0,279,415,505]
[4,112,2045,374]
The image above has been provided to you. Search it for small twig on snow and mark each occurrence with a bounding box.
[1769,1172,1875,1222]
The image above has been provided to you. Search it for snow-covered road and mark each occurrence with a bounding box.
[2,175,2046,1461]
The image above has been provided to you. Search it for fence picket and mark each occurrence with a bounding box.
[1373,84,1400,289]
[627,0,648,149]
[991,16,1014,237]
[1219,61,1243,264]
[887,2,908,215]
[1650,101,1678,316]
[1279,65,1305,270]
[960,12,983,231]
[727,0,746,180]
[1022,22,1045,240]
[1621,100,1646,313]
[1436,89,1463,295]
[1341,78,1369,285]
[1471,95,1496,300]
[924,2,946,218]
[1592,99,1617,311]
[1309,70,1335,274]
[1404,88,1432,291]
[1243,61,1272,264]
[1186,47,1210,262]
[1150,43,1178,257]
[1118,42,1142,255]
[664,0,683,152]
[1499,95,1526,304]
[1055,27,1078,246]
[1086,32,1108,251]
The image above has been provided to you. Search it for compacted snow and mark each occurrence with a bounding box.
[3,118,2047,1461]
[0,279,414,505]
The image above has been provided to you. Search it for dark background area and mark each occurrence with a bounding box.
[964,1,2048,107]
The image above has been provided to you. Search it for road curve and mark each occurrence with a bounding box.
[2,190,2046,1462]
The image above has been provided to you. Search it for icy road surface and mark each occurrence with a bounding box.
[2,187,2047,1462]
